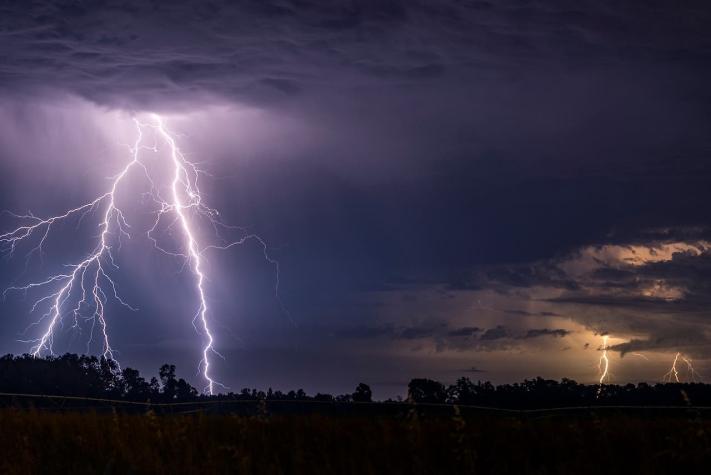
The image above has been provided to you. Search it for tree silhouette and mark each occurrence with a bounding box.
[0,354,196,403]
[158,363,197,401]
[408,378,447,403]
[353,383,372,402]
[121,367,154,401]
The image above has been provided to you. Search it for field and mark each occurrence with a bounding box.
[1,407,711,474]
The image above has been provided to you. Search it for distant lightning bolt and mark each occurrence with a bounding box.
[0,114,279,394]
[663,352,702,383]
[663,352,681,382]
[598,334,610,386]
[681,355,701,381]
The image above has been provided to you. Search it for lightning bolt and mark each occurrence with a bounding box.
[0,114,279,394]
[598,334,610,386]
[663,352,681,382]
[152,114,220,395]
[663,352,702,383]
[681,355,702,382]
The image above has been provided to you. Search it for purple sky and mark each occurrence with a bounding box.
[1,1,711,397]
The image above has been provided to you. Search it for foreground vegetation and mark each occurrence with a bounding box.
[1,409,710,474]
[3,354,711,473]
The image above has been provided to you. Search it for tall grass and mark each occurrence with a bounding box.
[1,409,710,474]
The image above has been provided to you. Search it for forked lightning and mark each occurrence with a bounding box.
[0,114,278,394]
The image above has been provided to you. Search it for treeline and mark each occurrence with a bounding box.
[0,354,195,403]
[0,354,373,404]
[2,354,711,408]
[409,377,711,408]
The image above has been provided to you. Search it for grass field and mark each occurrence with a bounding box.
[1,408,710,474]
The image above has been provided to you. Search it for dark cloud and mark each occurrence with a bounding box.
[470,240,711,357]
[520,328,570,339]
[2,0,710,108]
[399,323,446,340]
[335,325,395,339]
[462,367,486,374]
[475,265,581,291]
[550,248,711,314]
[447,326,481,337]
[504,310,561,317]
[611,331,709,356]
[479,326,509,341]
[334,321,569,350]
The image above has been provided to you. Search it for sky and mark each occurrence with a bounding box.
[1,0,711,397]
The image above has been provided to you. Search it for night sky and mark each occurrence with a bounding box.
[1,0,711,397]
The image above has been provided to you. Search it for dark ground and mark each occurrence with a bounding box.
[1,407,710,474]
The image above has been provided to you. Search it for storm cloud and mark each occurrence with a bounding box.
[1,0,711,395]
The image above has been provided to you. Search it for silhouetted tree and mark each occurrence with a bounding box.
[158,364,197,401]
[353,383,372,402]
[159,364,178,400]
[121,367,156,401]
[175,378,198,400]
[408,378,447,403]
[335,394,353,403]
[447,377,479,404]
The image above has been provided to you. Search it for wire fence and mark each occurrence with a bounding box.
[2,391,711,416]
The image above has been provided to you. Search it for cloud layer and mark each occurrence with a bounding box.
[2,0,710,107]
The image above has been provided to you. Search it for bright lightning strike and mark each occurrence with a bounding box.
[0,114,280,394]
